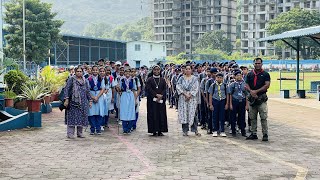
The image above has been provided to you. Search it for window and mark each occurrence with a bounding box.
[135,61,141,68]
[186,20,191,25]
[186,36,190,41]
[186,44,190,49]
[186,28,190,33]
[163,46,165,52]
[150,45,153,51]
[186,12,190,17]
[135,44,141,51]
[186,4,190,9]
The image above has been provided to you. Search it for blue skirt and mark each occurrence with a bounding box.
[89,90,105,117]
[120,91,136,121]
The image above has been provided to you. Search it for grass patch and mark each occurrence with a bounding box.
[268,71,320,96]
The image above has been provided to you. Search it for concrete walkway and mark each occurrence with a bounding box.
[0,98,319,180]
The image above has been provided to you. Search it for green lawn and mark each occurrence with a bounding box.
[268,71,320,96]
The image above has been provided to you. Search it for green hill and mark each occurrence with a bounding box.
[41,0,151,35]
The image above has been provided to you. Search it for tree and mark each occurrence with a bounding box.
[4,0,63,64]
[266,8,320,59]
[83,22,113,38]
[101,17,154,41]
[195,30,233,54]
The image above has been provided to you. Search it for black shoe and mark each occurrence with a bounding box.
[262,134,268,141]
[152,133,157,136]
[158,132,164,136]
[246,134,258,140]
[241,130,247,137]
[232,133,236,137]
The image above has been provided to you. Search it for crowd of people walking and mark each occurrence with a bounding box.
[63,57,270,142]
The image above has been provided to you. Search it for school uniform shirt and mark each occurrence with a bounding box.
[205,78,215,94]
[87,76,106,116]
[208,82,227,101]
[200,77,208,93]
[228,80,247,101]
[119,78,137,121]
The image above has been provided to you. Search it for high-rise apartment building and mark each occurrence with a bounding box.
[153,0,237,56]
[241,0,320,58]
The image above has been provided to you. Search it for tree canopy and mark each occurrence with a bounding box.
[266,8,320,59]
[82,17,154,41]
[4,0,63,64]
[195,30,233,54]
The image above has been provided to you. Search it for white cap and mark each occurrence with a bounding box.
[115,61,122,66]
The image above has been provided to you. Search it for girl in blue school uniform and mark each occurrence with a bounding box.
[104,66,116,129]
[131,68,141,131]
[98,67,110,131]
[119,67,137,134]
[87,65,105,135]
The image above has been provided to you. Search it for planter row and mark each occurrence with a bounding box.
[4,93,59,112]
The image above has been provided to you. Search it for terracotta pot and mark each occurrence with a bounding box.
[5,98,14,107]
[54,93,59,101]
[26,100,42,112]
[50,93,57,102]
[44,95,51,104]
[14,99,27,110]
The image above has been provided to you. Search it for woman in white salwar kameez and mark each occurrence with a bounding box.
[176,65,201,136]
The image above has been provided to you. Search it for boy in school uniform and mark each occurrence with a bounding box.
[228,70,248,137]
[204,67,218,134]
[209,73,229,137]
[199,67,211,129]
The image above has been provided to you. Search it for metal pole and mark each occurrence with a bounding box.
[23,0,26,71]
[48,49,51,66]
[296,38,300,91]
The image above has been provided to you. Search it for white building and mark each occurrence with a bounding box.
[126,41,167,68]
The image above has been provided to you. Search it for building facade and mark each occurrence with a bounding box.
[153,0,237,56]
[52,34,126,66]
[241,0,320,57]
[127,41,167,68]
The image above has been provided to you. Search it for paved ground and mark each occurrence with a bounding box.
[0,98,320,180]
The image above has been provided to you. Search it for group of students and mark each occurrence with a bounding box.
[161,58,270,141]
[63,58,270,142]
[63,59,147,138]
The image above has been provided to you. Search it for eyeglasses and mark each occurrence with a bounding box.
[255,63,262,64]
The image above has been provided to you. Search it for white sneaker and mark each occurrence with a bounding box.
[229,129,233,134]
[220,132,227,137]
[212,131,218,137]
[101,126,104,131]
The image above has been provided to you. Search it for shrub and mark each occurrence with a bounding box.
[4,70,29,95]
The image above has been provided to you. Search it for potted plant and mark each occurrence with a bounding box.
[1,82,17,107]
[18,84,49,112]
[39,66,68,102]
[1,90,17,107]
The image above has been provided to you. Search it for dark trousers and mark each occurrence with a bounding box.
[207,109,213,132]
[104,115,109,126]
[200,97,207,126]
[122,120,133,133]
[231,99,246,133]
[89,115,102,133]
[212,99,226,132]
[132,112,139,129]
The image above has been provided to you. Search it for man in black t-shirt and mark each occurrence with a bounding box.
[245,58,271,142]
